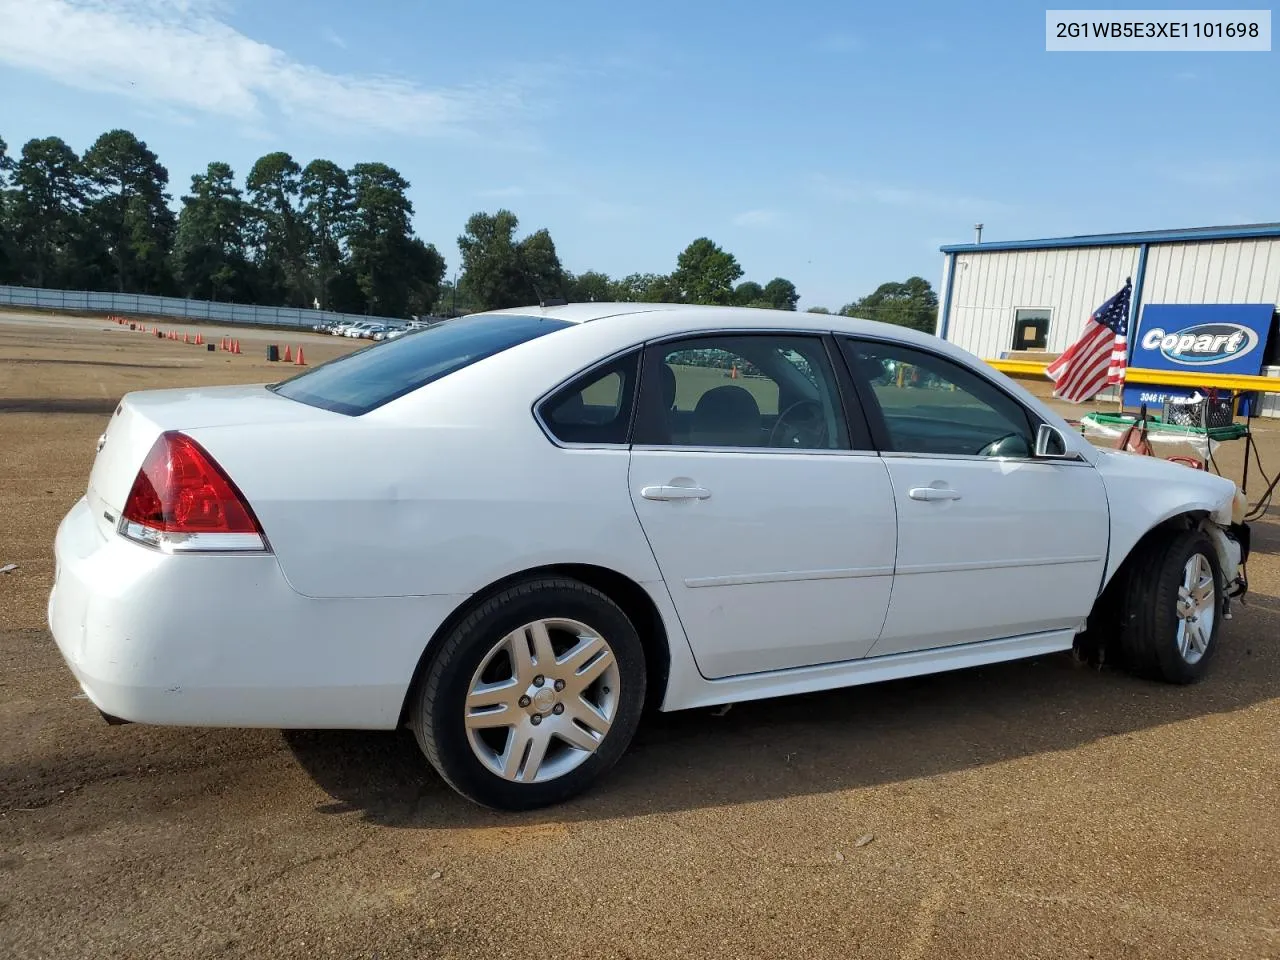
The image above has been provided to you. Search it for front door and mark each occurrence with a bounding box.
[839,337,1110,656]
[627,332,898,679]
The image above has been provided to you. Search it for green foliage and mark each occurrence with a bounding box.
[806,306,832,314]
[344,162,443,316]
[0,129,446,317]
[457,209,567,310]
[733,280,764,305]
[246,151,307,306]
[839,276,939,333]
[172,161,254,302]
[567,269,614,303]
[10,136,106,289]
[0,127,937,328]
[673,237,743,304]
[762,277,799,311]
[82,130,176,295]
[0,136,12,283]
[614,272,681,302]
[299,159,352,311]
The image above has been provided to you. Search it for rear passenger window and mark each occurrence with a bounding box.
[633,334,854,450]
[539,351,640,445]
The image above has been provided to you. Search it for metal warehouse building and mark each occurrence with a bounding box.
[934,223,1280,414]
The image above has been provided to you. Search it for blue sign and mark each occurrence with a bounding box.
[1132,303,1275,375]
[1121,384,1199,412]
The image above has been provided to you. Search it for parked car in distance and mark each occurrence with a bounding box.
[48,303,1251,811]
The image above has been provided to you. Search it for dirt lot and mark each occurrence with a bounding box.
[2,310,1278,960]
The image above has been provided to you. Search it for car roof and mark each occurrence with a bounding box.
[473,302,937,343]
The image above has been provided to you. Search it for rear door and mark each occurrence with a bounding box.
[839,336,1110,656]
[626,332,898,679]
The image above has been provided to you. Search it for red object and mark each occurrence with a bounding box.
[195,334,203,345]
[282,344,292,363]
[121,432,262,535]
[1166,456,1206,470]
[183,333,190,343]
[294,346,305,365]
[232,339,240,354]
[1046,279,1132,403]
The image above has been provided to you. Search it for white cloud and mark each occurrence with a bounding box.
[0,0,533,138]
[732,208,781,227]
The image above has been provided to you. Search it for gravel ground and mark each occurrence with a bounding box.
[2,311,1278,960]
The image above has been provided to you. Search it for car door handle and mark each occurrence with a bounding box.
[641,484,712,501]
[908,486,962,501]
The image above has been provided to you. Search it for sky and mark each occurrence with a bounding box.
[0,0,1277,310]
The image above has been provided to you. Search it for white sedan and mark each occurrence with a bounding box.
[49,303,1251,810]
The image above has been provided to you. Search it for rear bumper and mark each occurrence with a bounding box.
[48,497,466,729]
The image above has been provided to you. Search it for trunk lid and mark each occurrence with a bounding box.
[86,384,340,536]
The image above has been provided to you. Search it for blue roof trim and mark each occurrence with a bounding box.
[940,223,1280,254]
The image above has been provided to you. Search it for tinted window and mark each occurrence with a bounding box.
[539,351,640,445]
[272,314,571,415]
[634,334,853,450]
[844,339,1035,458]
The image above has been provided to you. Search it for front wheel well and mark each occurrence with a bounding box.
[396,564,673,728]
[1078,510,1210,658]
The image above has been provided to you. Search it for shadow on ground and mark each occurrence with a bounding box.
[283,597,1280,829]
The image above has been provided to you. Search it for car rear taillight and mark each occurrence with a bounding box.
[119,431,268,553]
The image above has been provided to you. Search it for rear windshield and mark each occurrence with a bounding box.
[271,313,572,415]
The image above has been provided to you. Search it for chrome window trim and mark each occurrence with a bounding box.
[878,450,1091,466]
[630,444,881,457]
[531,344,644,450]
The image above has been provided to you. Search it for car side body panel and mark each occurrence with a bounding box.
[47,302,1249,732]
[1089,447,1239,588]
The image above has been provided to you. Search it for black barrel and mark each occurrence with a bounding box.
[266,344,280,362]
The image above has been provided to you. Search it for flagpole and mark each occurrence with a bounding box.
[1118,275,1132,417]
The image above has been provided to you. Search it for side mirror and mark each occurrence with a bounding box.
[1034,422,1078,459]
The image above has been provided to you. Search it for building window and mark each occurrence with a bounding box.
[1012,308,1051,351]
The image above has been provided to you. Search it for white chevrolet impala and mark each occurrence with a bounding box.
[49,303,1252,809]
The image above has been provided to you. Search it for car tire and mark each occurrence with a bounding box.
[1116,527,1223,684]
[410,577,647,811]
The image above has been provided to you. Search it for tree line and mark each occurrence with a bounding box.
[0,128,937,332]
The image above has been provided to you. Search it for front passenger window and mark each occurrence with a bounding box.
[845,341,1035,459]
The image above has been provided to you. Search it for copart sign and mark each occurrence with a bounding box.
[1132,304,1275,375]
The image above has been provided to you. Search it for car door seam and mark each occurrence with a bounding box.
[624,448,711,681]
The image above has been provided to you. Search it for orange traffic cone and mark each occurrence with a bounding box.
[232,339,240,355]
[294,346,306,366]
[282,345,292,363]
[195,333,203,345]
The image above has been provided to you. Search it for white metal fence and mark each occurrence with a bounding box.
[0,284,408,330]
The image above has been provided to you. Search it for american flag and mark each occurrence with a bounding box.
[1045,279,1132,403]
